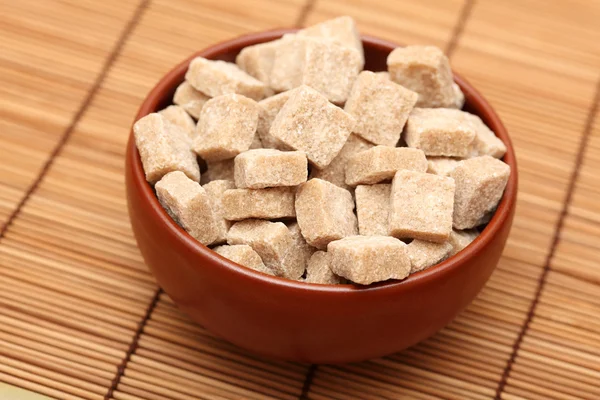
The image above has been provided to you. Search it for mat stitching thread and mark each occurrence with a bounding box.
[297,3,476,397]
[299,364,317,400]
[295,0,316,28]
[104,289,162,399]
[494,74,600,399]
[0,0,150,240]
[446,0,476,57]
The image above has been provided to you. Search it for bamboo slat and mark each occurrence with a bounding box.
[1,0,600,398]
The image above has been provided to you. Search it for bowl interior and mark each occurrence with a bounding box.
[131,29,518,292]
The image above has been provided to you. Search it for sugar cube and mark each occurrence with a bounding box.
[214,244,273,275]
[387,45,455,108]
[281,222,317,280]
[406,240,453,273]
[155,171,219,245]
[404,108,477,158]
[345,146,427,186]
[134,113,200,184]
[310,133,374,190]
[173,81,209,119]
[200,159,234,184]
[344,71,418,146]
[452,83,465,109]
[158,105,196,138]
[193,94,260,162]
[270,36,362,104]
[234,149,307,189]
[185,57,268,101]
[235,39,282,85]
[249,133,263,150]
[203,180,235,244]
[450,156,510,229]
[257,90,295,150]
[355,184,390,236]
[448,229,479,256]
[328,236,410,285]
[427,157,460,176]
[298,16,364,65]
[304,251,345,284]
[389,170,455,242]
[477,212,493,226]
[464,114,507,158]
[227,219,293,276]
[270,85,355,169]
[268,34,305,92]
[295,178,357,249]
[222,187,296,221]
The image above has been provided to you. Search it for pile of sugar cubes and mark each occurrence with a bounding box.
[134,16,510,285]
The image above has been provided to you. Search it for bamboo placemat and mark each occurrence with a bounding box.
[1,0,599,399]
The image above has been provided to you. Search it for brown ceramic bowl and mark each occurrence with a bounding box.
[126,29,518,364]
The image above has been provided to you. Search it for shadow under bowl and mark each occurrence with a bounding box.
[126,29,518,364]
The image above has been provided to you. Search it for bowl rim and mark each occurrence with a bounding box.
[128,28,518,294]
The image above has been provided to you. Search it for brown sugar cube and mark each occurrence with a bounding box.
[193,94,259,162]
[390,170,455,243]
[387,45,455,108]
[450,156,510,229]
[235,39,282,85]
[249,134,263,150]
[297,16,364,65]
[310,134,374,190]
[134,113,200,184]
[234,149,307,189]
[257,90,295,150]
[448,229,479,256]
[269,34,306,92]
[406,240,453,274]
[295,178,357,249]
[227,219,293,276]
[159,105,196,138]
[155,171,219,245]
[305,251,345,284]
[270,85,355,169]
[214,244,273,276]
[452,83,465,109]
[355,184,391,236]
[281,222,317,280]
[427,157,460,176]
[344,71,418,146]
[222,187,295,221]
[185,57,268,101]
[297,38,362,105]
[463,114,507,158]
[376,71,390,79]
[203,180,235,244]
[200,159,234,184]
[270,36,362,104]
[287,222,317,262]
[476,211,493,226]
[345,146,427,186]
[328,236,410,285]
[173,81,210,119]
[404,108,477,158]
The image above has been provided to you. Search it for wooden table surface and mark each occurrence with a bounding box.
[1,0,599,399]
